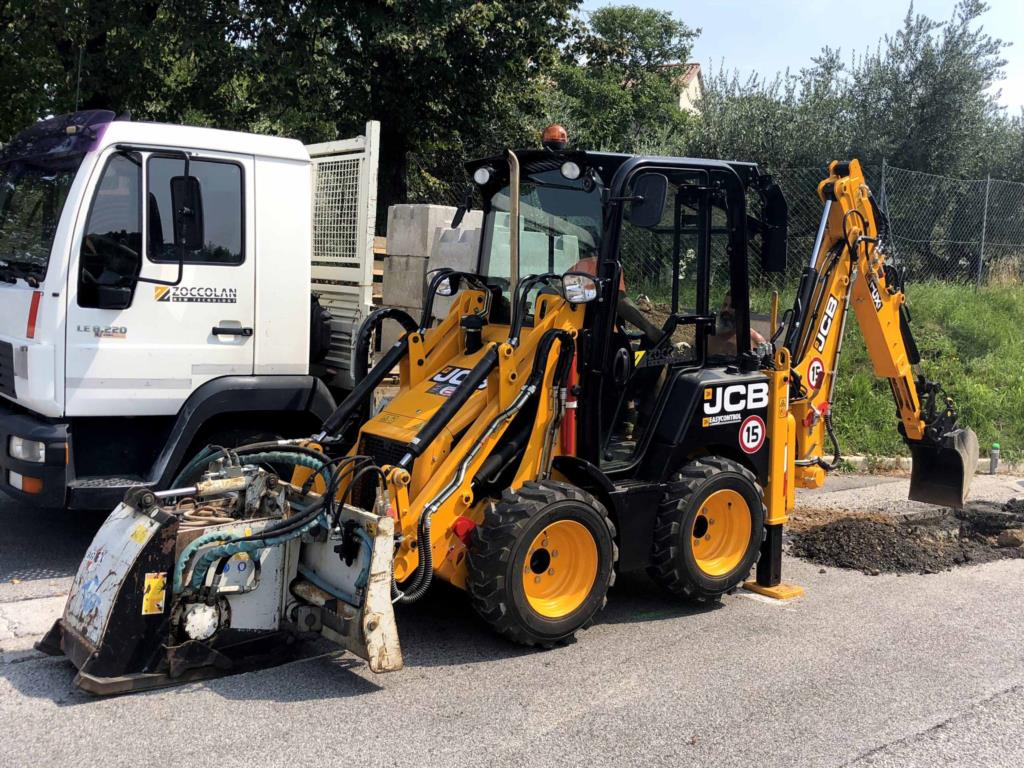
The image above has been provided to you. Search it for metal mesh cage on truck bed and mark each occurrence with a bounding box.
[307,121,380,389]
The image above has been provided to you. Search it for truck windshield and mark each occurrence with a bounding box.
[0,159,79,283]
[479,167,604,284]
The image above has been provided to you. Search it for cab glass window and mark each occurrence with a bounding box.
[77,152,142,308]
[147,157,243,265]
[616,169,709,359]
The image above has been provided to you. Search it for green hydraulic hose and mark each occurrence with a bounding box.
[187,513,328,591]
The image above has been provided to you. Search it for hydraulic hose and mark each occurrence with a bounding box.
[187,512,328,591]
[173,495,326,593]
[353,307,417,384]
[817,412,842,472]
[172,442,330,487]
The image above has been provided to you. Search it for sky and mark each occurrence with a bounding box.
[580,0,1024,112]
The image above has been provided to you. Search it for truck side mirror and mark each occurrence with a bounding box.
[96,284,133,310]
[171,175,205,251]
[627,173,668,229]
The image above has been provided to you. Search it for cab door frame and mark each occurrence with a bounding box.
[64,144,257,418]
[576,158,753,472]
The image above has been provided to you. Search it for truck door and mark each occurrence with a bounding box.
[65,148,256,416]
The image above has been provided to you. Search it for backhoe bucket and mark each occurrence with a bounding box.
[908,427,979,509]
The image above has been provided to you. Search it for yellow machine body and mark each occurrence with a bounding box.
[354,290,584,589]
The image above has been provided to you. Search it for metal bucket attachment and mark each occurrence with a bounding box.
[908,427,979,509]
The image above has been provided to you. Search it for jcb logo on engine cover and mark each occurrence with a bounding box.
[702,382,769,427]
[814,296,839,352]
[426,366,487,397]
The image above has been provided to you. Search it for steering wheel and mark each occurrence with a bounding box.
[86,234,139,260]
[81,235,140,285]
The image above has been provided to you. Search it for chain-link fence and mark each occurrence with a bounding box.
[402,154,1024,291]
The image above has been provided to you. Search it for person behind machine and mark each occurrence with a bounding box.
[708,290,766,356]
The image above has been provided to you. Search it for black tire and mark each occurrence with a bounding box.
[467,480,618,647]
[649,457,765,601]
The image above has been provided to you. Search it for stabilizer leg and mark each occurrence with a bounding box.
[743,523,804,600]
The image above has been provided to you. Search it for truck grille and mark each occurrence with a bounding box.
[351,434,409,509]
[0,341,14,398]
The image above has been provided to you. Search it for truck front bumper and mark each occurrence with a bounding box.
[0,399,68,508]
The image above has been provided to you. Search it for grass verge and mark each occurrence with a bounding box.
[824,282,1023,460]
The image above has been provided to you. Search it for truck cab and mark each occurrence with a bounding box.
[0,110,343,509]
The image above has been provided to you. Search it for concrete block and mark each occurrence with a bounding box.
[386,204,459,258]
[430,218,484,319]
[383,254,429,310]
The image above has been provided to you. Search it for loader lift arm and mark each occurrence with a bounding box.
[782,159,978,508]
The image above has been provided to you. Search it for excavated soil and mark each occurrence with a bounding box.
[790,499,1024,575]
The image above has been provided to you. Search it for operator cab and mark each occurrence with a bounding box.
[465,126,788,481]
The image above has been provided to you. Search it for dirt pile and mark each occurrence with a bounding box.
[790,499,1024,575]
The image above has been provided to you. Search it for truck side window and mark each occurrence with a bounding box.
[147,157,243,265]
[78,152,142,308]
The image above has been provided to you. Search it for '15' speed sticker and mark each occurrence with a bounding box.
[739,415,766,454]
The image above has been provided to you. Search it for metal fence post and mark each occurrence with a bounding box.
[879,158,897,255]
[977,174,991,288]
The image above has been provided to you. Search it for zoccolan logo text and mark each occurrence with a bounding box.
[154,286,238,304]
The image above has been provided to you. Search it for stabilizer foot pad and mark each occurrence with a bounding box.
[743,581,804,600]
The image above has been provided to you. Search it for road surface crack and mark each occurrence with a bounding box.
[841,683,1024,766]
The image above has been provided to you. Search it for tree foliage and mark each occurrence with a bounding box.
[692,1,1023,179]
[1,0,1022,217]
[545,6,698,152]
[0,1,246,138]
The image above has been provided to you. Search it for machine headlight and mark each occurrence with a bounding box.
[560,161,582,180]
[473,166,493,186]
[9,436,45,463]
[562,272,600,304]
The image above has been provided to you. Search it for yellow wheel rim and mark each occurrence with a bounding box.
[522,520,598,619]
[691,489,751,577]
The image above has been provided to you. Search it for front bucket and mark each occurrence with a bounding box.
[908,427,979,509]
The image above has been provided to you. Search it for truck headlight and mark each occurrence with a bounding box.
[9,436,46,463]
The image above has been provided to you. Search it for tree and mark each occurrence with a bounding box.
[0,1,247,139]
[845,0,1007,176]
[545,5,699,153]
[240,1,578,218]
[690,0,1022,180]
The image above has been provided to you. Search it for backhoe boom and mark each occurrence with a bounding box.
[783,159,978,508]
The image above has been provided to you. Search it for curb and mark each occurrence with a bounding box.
[842,454,1023,476]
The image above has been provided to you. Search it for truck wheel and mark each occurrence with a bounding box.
[467,480,617,647]
[649,457,765,602]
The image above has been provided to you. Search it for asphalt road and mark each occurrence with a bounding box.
[2,474,1024,767]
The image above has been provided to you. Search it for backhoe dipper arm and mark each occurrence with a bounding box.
[784,159,977,508]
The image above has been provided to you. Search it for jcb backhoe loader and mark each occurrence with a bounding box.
[40,128,977,694]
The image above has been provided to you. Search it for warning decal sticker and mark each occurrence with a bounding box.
[807,357,825,391]
[142,572,167,615]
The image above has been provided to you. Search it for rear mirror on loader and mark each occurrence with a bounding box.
[759,179,789,273]
[627,173,669,229]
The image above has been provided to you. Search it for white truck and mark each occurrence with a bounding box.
[0,110,380,510]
